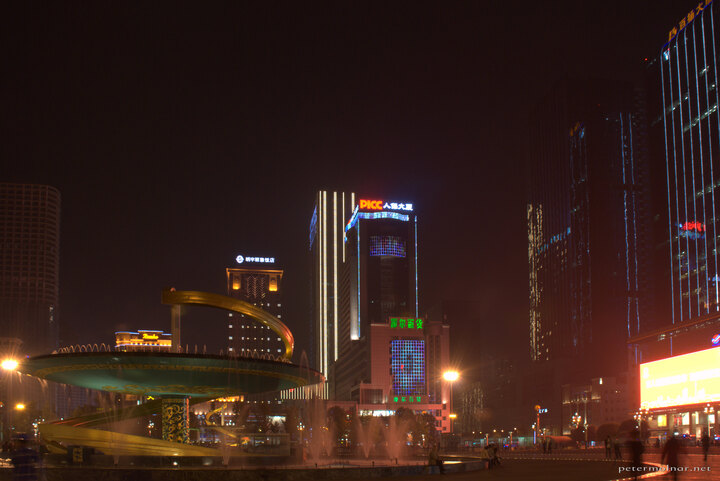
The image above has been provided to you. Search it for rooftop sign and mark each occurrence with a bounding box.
[359,199,413,212]
[667,0,712,43]
[236,255,275,264]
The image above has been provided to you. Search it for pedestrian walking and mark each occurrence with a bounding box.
[627,429,644,481]
[701,430,710,462]
[661,434,683,481]
[613,436,622,460]
[604,435,611,459]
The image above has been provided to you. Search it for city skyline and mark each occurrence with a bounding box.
[1,0,689,366]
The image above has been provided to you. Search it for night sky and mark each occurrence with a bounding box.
[2,1,683,362]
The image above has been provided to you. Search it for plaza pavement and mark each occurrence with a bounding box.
[351,448,718,481]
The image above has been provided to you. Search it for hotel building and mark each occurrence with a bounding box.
[226,256,284,357]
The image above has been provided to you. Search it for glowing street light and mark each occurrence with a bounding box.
[442,370,460,434]
[1,359,18,371]
[15,403,25,411]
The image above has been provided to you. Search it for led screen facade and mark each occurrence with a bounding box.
[391,339,425,396]
[369,235,406,257]
[640,346,720,410]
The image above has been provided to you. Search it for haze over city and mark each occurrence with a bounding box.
[2,1,683,360]
[1,1,719,479]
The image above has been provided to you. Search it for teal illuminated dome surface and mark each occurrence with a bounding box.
[19,351,323,397]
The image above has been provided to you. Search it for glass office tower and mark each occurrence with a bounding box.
[660,0,720,325]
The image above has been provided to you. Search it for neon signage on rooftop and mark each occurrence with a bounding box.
[358,199,413,212]
[666,0,712,43]
[236,255,275,264]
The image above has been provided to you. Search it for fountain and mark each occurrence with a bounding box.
[12,289,483,478]
[17,289,324,458]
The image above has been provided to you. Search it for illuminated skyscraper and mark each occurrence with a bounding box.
[526,80,653,431]
[660,0,720,327]
[0,183,60,356]
[527,80,652,366]
[309,191,355,378]
[226,255,284,357]
[333,198,419,400]
[341,199,419,345]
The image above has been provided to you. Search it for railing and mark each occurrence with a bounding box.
[52,344,289,362]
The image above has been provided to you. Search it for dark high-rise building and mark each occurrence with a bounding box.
[0,183,60,356]
[309,191,356,379]
[526,80,654,432]
[333,198,418,400]
[341,199,418,346]
[659,0,720,328]
[226,254,284,357]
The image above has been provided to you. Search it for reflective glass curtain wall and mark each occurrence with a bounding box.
[661,1,720,326]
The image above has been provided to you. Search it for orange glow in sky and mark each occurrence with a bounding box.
[640,346,720,410]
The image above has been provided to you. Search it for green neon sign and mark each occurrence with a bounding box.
[389,318,423,329]
[392,396,423,403]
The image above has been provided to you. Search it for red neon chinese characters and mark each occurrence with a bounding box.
[682,221,705,232]
[359,199,383,210]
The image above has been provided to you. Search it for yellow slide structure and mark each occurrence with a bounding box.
[39,423,221,457]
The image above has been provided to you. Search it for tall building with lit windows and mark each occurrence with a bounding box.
[660,0,720,329]
[309,191,356,378]
[341,199,418,347]
[0,183,60,356]
[226,256,284,357]
[526,80,654,432]
[333,198,419,401]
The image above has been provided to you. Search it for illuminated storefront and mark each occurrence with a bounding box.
[639,346,719,439]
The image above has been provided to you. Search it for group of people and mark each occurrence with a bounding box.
[603,435,624,459]
[484,443,500,468]
[605,429,712,481]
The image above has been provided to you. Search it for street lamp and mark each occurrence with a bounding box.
[443,370,459,434]
[2,359,20,441]
[1,360,18,371]
[572,412,581,428]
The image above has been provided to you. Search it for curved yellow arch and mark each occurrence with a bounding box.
[161,289,294,360]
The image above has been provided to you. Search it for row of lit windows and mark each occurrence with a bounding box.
[226,303,281,311]
[228,347,282,353]
[229,324,279,329]
[230,336,281,342]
